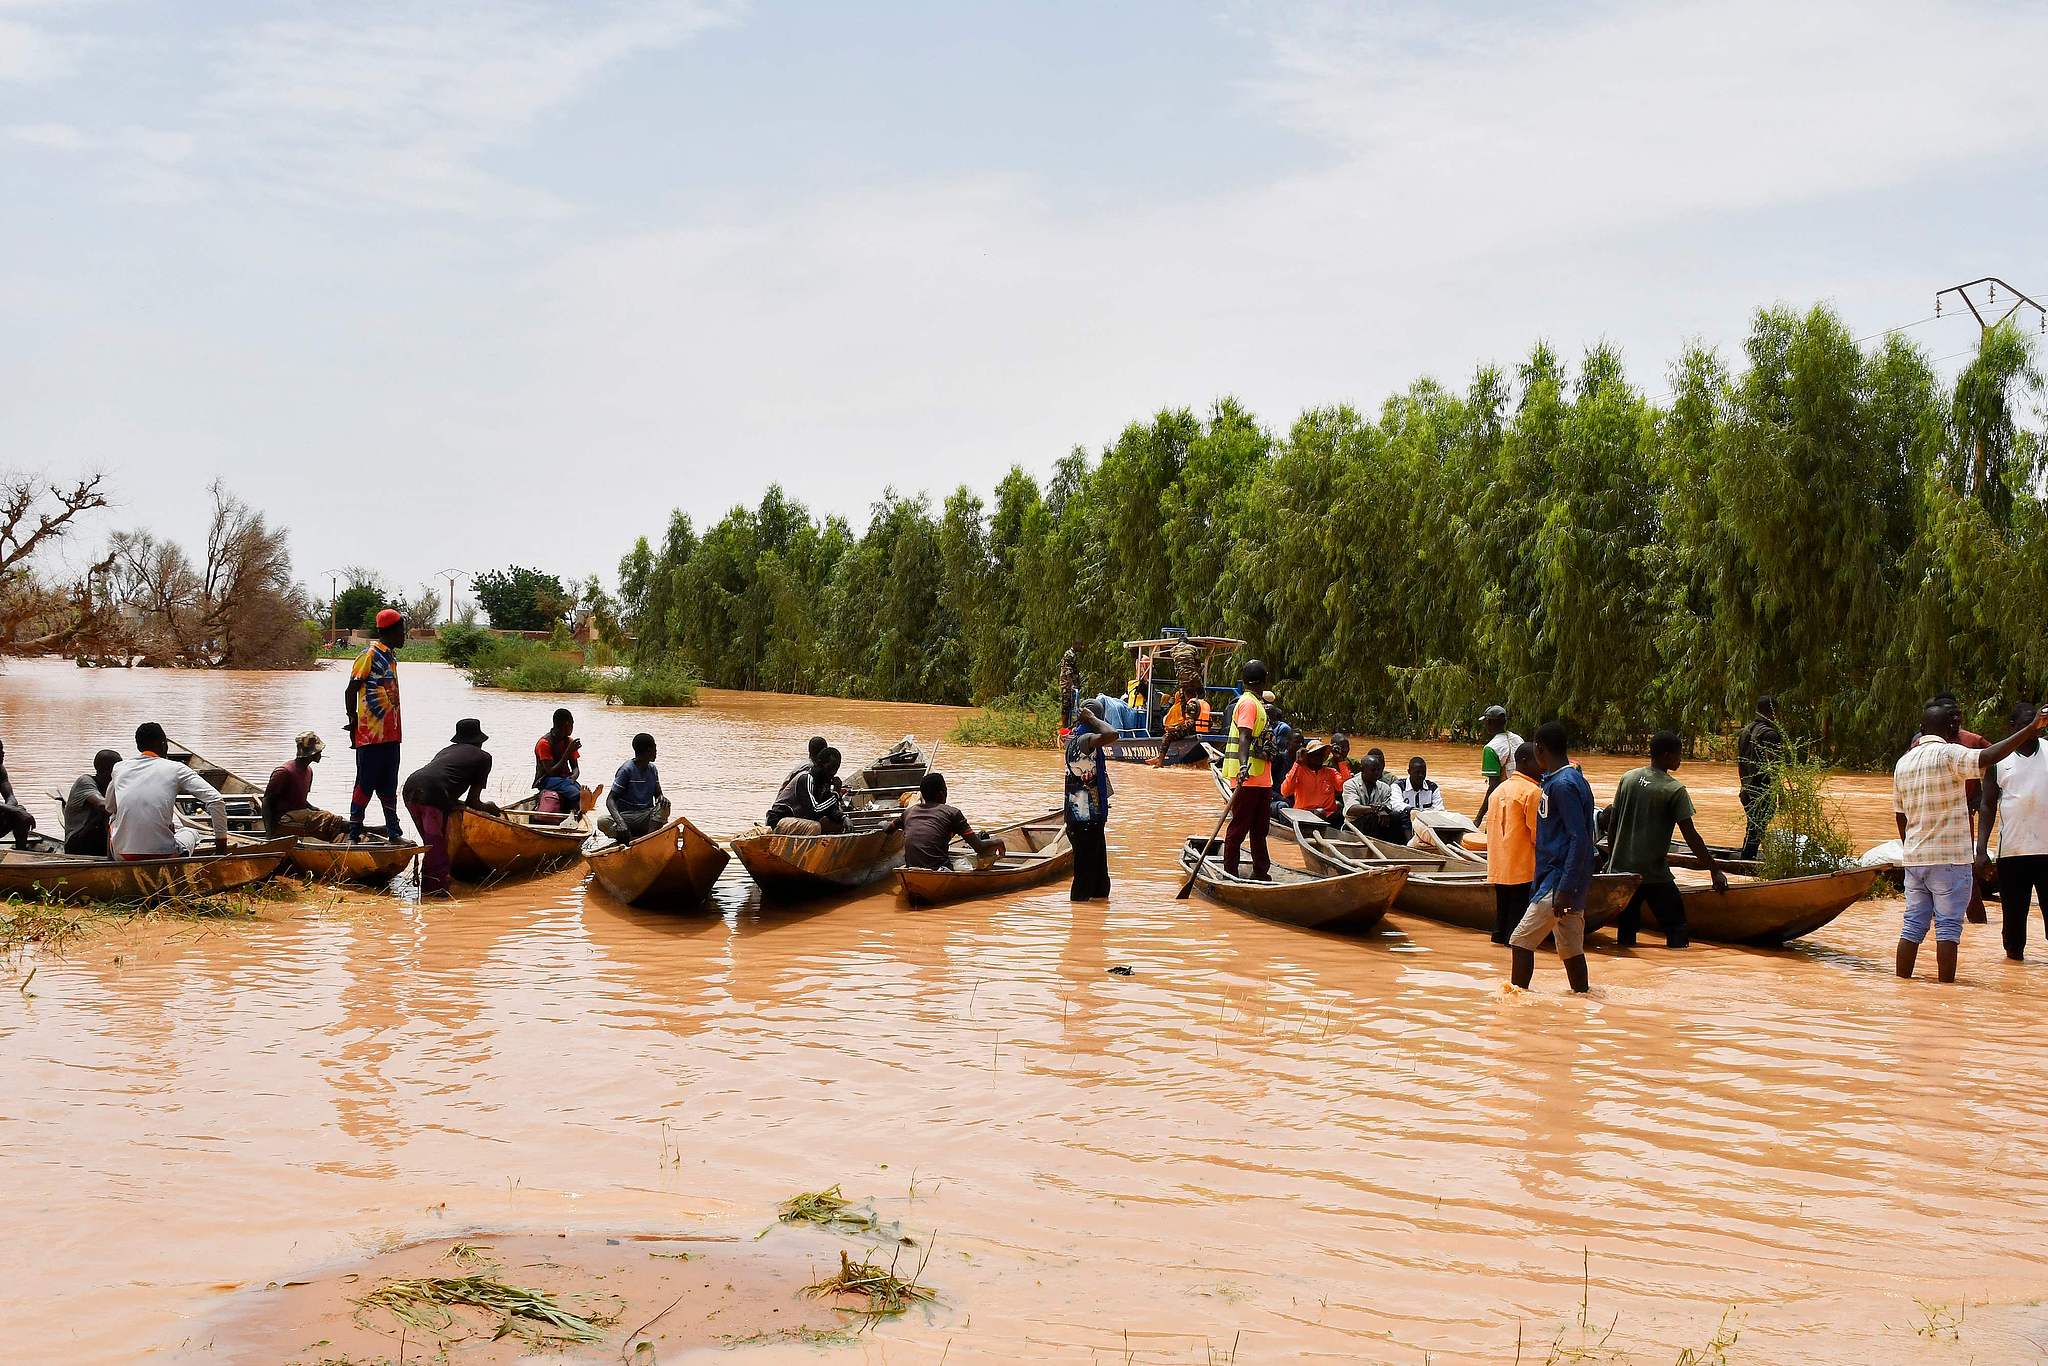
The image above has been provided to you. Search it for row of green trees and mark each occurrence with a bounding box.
[615,303,2045,764]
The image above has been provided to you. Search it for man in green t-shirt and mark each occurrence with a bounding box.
[1605,731,1729,948]
[1473,705,1523,825]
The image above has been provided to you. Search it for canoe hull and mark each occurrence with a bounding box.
[585,816,731,910]
[898,811,1072,906]
[0,839,293,905]
[732,825,905,900]
[445,808,587,882]
[1656,866,1881,946]
[287,840,423,885]
[1384,871,1638,935]
[1180,838,1405,932]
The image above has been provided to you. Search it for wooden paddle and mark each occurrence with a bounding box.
[1177,790,1236,900]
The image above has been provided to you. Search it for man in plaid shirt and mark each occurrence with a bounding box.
[1893,700,2048,982]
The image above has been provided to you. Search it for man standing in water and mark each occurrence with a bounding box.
[1485,742,1543,946]
[1893,700,2047,982]
[1064,704,1117,899]
[1605,731,1728,950]
[1977,702,2048,962]
[1058,644,1080,728]
[401,718,500,897]
[1735,696,1783,860]
[343,608,406,843]
[1508,722,1594,994]
[1473,705,1522,825]
[1220,660,1274,880]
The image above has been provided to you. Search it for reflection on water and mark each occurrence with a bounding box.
[4,658,2048,1362]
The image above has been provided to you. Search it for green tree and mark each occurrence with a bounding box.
[472,566,575,631]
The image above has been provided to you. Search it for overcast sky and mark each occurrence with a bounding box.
[4,0,2045,612]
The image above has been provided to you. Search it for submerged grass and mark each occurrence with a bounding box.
[1,880,299,954]
[353,1274,609,1346]
[805,1247,936,1320]
[1758,741,1855,880]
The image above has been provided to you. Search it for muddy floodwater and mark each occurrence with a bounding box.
[6,656,2048,1363]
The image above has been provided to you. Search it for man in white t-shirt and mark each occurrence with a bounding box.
[1978,701,2048,963]
[1473,705,1523,825]
[1894,700,2047,982]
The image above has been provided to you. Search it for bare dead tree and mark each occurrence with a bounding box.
[0,472,111,653]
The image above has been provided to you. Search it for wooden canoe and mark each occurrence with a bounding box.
[1204,758,1329,846]
[165,735,428,884]
[446,796,591,883]
[845,736,929,811]
[583,814,731,910]
[898,809,1072,906]
[0,838,294,904]
[1178,836,1406,932]
[1303,828,1446,873]
[731,823,905,900]
[1389,870,1639,935]
[1647,865,1881,946]
[288,837,423,885]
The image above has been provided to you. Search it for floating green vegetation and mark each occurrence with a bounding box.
[948,694,1060,750]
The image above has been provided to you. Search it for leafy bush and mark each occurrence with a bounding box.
[463,636,595,694]
[435,622,493,668]
[949,693,1060,749]
[603,660,700,707]
[1757,742,1854,880]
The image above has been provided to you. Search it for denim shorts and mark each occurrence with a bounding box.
[1902,864,1973,945]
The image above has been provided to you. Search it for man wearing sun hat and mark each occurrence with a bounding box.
[402,718,502,897]
[262,731,351,840]
[343,608,407,843]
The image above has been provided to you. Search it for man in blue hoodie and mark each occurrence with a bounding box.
[1508,720,1595,994]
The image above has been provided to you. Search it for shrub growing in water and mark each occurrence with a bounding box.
[464,636,596,694]
[948,691,1061,749]
[603,660,700,708]
[436,622,493,669]
[1757,742,1854,880]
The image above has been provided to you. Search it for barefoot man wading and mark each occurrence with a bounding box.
[1893,700,2048,982]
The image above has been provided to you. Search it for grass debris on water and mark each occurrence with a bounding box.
[353,1274,607,1345]
[805,1247,936,1319]
[778,1185,877,1232]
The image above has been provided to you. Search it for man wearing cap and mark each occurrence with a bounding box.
[263,732,351,840]
[343,609,407,843]
[1473,705,1523,825]
[402,719,501,896]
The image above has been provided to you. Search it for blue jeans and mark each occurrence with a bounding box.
[538,775,582,809]
[1903,864,1972,945]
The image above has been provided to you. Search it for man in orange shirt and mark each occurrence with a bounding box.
[1485,742,1543,946]
[1220,660,1274,879]
[1281,740,1342,824]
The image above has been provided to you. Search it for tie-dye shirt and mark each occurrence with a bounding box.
[350,641,401,745]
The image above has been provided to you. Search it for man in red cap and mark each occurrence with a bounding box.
[342,608,407,842]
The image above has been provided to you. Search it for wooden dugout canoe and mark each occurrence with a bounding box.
[1178,836,1406,932]
[0,838,294,905]
[731,822,905,901]
[583,814,731,910]
[844,736,928,811]
[446,794,592,883]
[165,735,425,884]
[898,809,1072,906]
[1300,832,1637,934]
[1305,828,1447,873]
[1646,865,1881,946]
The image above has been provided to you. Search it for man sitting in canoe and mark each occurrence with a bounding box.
[0,740,36,849]
[533,709,583,814]
[767,747,846,835]
[107,722,228,860]
[1603,730,1729,950]
[1394,756,1445,815]
[62,749,120,855]
[1280,740,1343,826]
[262,732,351,841]
[1341,752,1413,843]
[600,732,670,843]
[402,718,502,897]
[787,735,829,782]
[892,772,1006,871]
